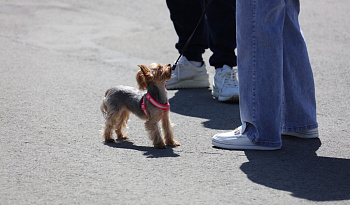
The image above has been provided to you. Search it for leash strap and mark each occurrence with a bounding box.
[172,0,214,70]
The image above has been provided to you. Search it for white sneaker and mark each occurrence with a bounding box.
[166,56,210,89]
[212,126,281,150]
[212,65,239,102]
[282,128,319,138]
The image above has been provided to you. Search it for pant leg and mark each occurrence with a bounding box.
[282,0,318,132]
[237,0,317,148]
[166,0,208,62]
[206,0,237,68]
[237,0,286,148]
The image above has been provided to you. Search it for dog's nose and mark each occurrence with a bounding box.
[167,64,171,67]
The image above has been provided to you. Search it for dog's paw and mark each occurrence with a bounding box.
[166,140,181,147]
[117,134,129,140]
[154,143,166,149]
[104,138,116,143]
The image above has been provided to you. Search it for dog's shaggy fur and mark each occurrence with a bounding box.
[101,63,180,148]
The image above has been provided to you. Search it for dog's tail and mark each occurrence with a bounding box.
[100,89,110,119]
[100,100,108,119]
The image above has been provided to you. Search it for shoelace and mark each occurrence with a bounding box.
[172,61,183,78]
[222,69,238,87]
[172,60,189,79]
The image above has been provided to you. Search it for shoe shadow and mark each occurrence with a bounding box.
[240,137,350,201]
[169,89,241,130]
[104,140,180,158]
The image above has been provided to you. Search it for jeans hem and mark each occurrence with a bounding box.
[281,123,318,132]
[246,130,282,148]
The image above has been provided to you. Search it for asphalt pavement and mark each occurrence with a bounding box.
[1,0,349,204]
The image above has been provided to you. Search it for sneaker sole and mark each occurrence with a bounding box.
[211,88,219,98]
[166,77,210,90]
[212,90,239,102]
[218,94,239,102]
[282,128,319,139]
[212,140,281,150]
[212,86,239,102]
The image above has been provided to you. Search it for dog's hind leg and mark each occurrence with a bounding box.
[161,112,180,146]
[115,108,130,140]
[102,113,116,143]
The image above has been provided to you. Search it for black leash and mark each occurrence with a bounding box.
[172,0,213,70]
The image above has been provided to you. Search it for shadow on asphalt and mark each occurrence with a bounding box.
[169,89,241,130]
[104,140,180,158]
[240,137,350,201]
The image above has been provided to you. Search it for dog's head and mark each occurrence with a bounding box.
[136,63,172,90]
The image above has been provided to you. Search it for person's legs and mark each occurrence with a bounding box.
[205,0,239,101]
[205,0,237,68]
[281,0,318,133]
[166,0,208,62]
[212,0,318,150]
[237,0,285,148]
[165,0,210,89]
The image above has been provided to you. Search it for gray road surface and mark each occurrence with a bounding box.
[1,0,349,204]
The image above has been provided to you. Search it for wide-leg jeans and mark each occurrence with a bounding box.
[237,0,318,148]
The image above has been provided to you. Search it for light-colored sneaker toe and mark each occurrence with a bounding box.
[212,65,239,102]
[166,56,210,89]
[212,127,281,150]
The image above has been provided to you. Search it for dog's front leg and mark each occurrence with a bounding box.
[145,121,166,148]
[161,112,180,147]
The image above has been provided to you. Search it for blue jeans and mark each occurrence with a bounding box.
[237,0,318,148]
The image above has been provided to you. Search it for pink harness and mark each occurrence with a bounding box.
[141,93,170,120]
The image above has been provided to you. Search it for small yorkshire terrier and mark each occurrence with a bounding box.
[101,63,180,148]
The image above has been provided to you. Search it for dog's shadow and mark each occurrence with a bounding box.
[240,137,350,201]
[104,140,180,158]
[169,89,240,130]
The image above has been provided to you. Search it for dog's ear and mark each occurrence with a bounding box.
[138,65,150,75]
[136,65,152,90]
